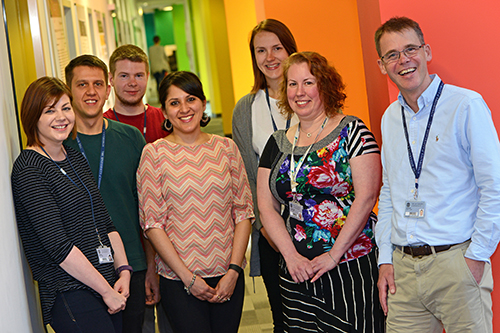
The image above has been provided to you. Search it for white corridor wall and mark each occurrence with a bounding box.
[0,4,41,331]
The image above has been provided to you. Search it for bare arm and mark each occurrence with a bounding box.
[145,228,216,302]
[108,231,131,299]
[311,153,382,281]
[143,237,160,305]
[257,167,313,283]
[260,226,279,252]
[59,246,127,314]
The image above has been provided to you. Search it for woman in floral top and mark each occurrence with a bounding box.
[257,52,384,332]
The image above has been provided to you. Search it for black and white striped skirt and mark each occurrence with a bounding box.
[280,250,385,332]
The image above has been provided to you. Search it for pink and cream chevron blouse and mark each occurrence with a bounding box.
[137,135,254,280]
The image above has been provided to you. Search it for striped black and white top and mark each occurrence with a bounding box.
[11,146,116,325]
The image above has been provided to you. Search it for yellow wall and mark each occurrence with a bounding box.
[191,0,235,135]
[6,0,38,147]
[223,0,257,103]
[190,0,212,100]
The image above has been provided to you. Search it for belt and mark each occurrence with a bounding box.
[397,244,454,257]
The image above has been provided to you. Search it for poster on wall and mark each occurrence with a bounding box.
[48,0,69,80]
[96,12,108,60]
[78,20,90,54]
[76,5,90,54]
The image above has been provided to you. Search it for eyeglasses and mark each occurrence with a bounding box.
[380,44,425,64]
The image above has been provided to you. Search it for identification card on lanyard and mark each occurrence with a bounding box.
[404,200,426,218]
[401,81,444,218]
[97,245,114,264]
[289,199,304,221]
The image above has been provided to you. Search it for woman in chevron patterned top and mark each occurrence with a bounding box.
[137,71,254,332]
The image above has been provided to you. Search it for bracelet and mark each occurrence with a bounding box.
[116,265,133,277]
[184,273,197,295]
[328,252,338,266]
[228,263,243,275]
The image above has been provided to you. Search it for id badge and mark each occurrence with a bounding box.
[404,200,426,218]
[289,200,304,221]
[96,245,114,264]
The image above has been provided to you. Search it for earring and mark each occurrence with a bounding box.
[163,119,173,132]
[200,113,211,127]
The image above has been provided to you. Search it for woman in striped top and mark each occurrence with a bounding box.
[257,52,385,332]
[11,77,130,332]
[137,71,253,332]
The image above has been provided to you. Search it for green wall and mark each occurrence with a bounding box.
[143,13,156,49]
[142,7,190,72]
[172,5,190,71]
[153,10,175,45]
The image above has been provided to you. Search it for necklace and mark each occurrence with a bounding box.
[301,120,326,138]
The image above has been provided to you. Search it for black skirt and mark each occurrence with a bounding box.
[280,250,385,332]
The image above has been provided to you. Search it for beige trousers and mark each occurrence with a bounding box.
[387,241,493,333]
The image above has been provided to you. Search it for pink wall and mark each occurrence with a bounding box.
[377,1,500,330]
[378,1,500,128]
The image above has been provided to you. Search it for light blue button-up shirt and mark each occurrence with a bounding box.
[376,74,500,265]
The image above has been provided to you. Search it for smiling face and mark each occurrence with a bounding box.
[377,29,432,103]
[286,62,324,121]
[37,94,75,148]
[69,65,110,119]
[253,31,289,85]
[164,85,206,137]
[110,59,149,107]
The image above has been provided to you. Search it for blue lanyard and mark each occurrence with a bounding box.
[113,107,147,139]
[76,122,106,190]
[39,146,104,246]
[401,81,444,200]
[265,86,290,131]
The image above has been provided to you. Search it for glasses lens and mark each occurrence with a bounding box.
[383,52,398,64]
[404,46,420,57]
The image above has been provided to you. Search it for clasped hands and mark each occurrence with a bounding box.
[187,270,239,304]
[287,252,339,283]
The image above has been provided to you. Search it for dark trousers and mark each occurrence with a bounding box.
[159,273,244,333]
[259,233,284,333]
[153,71,167,95]
[50,289,122,333]
[122,270,146,333]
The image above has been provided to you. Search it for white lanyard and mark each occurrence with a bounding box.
[290,116,328,199]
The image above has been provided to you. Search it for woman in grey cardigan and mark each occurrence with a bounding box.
[232,19,297,333]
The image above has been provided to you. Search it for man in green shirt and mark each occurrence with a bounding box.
[64,54,154,333]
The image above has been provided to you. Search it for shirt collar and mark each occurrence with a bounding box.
[397,74,442,114]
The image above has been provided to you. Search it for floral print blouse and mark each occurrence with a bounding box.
[260,116,380,262]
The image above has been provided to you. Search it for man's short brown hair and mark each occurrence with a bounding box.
[109,44,149,75]
[375,16,425,57]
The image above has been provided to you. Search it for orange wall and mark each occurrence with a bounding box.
[356,0,390,145]
[376,1,500,330]
[260,0,372,129]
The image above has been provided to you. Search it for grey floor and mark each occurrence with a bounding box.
[239,261,275,333]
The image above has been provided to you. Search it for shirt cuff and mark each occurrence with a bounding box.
[464,242,491,264]
[377,244,395,267]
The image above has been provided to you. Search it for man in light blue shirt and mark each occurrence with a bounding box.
[374,16,500,333]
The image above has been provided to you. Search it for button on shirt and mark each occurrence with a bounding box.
[375,74,500,265]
